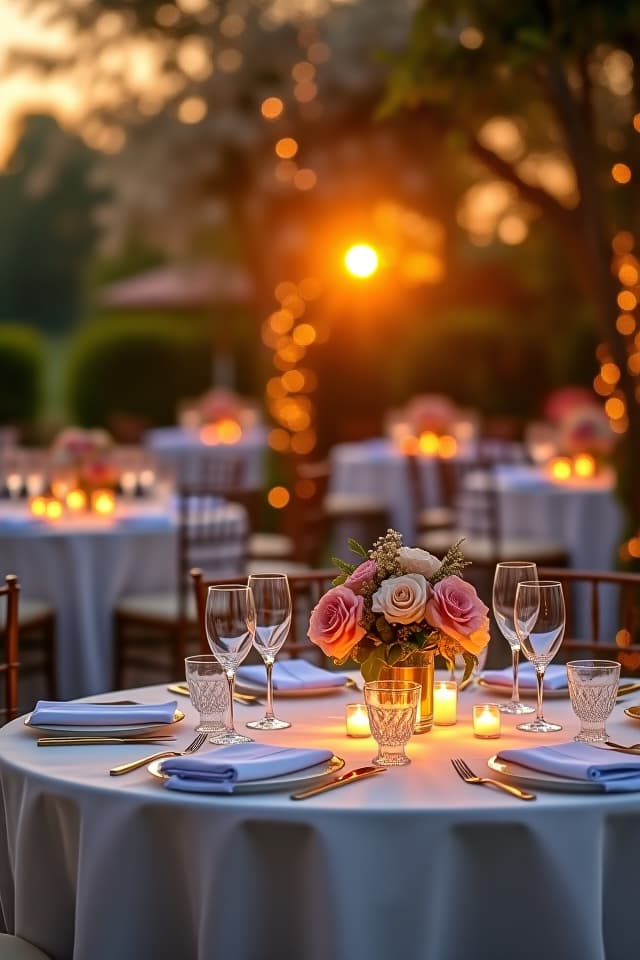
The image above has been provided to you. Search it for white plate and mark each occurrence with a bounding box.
[477,678,568,699]
[24,709,185,737]
[487,754,605,793]
[147,754,345,793]
[235,678,349,699]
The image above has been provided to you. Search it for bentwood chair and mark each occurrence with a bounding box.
[0,574,19,724]
[113,489,250,687]
[190,568,338,666]
[538,567,640,672]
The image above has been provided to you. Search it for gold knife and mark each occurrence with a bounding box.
[167,683,261,705]
[604,740,640,754]
[37,736,178,746]
[616,682,640,698]
[290,765,386,800]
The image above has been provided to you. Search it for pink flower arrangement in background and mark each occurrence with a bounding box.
[308,530,489,682]
[557,404,615,458]
[404,393,458,436]
[50,427,116,489]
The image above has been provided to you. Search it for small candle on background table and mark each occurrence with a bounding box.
[433,680,457,726]
[473,703,501,739]
[345,703,371,738]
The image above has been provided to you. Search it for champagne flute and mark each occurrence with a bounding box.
[205,584,256,745]
[246,573,293,731]
[514,580,565,733]
[492,562,537,714]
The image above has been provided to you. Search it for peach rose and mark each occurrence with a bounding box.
[371,574,429,625]
[308,585,366,660]
[424,575,489,656]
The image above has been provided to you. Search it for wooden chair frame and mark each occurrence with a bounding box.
[1,574,20,723]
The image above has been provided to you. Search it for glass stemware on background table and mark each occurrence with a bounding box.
[205,584,256,745]
[246,573,293,731]
[492,561,538,715]
[514,580,566,733]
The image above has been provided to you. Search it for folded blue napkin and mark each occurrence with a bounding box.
[29,699,178,726]
[482,663,568,690]
[497,741,640,792]
[236,659,347,691]
[161,742,334,794]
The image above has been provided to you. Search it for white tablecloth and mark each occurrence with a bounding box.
[144,426,267,488]
[1,679,639,959]
[0,500,247,698]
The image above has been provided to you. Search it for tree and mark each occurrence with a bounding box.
[380,0,640,556]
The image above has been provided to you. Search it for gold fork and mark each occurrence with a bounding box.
[450,758,536,801]
[109,731,207,776]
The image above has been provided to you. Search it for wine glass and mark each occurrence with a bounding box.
[492,562,538,714]
[514,580,566,733]
[205,584,256,745]
[246,573,293,731]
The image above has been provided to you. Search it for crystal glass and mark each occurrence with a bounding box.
[246,573,292,731]
[566,659,621,742]
[205,584,256,745]
[184,654,228,737]
[364,680,421,766]
[492,561,538,714]
[514,580,566,733]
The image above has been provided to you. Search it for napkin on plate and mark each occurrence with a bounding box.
[496,741,640,792]
[161,742,334,794]
[28,699,178,727]
[481,663,568,690]
[236,659,347,691]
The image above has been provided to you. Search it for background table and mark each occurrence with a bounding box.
[0,500,247,699]
[144,425,267,489]
[1,678,639,960]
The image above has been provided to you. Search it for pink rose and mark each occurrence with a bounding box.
[308,585,366,660]
[425,575,489,656]
[345,559,377,594]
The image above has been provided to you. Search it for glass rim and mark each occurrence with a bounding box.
[515,580,562,587]
[495,561,538,568]
[363,680,421,691]
[206,584,251,592]
[566,659,621,669]
[247,573,289,580]
[185,653,222,663]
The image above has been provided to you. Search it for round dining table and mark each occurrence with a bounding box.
[1,677,639,960]
[0,499,247,699]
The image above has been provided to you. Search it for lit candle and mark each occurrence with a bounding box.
[473,703,501,739]
[29,496,47,517]
[45,498,63,520]
[549,456,572,481]
[345,703,371,738]
[65,489,87,513]
[573,453,596,478]
[91,489,115,515]
[433,681,457,726]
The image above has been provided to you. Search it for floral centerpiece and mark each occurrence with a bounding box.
[50,427,116,491]
[308,529,490,682]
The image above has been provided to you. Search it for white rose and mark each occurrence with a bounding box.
[398,546,441,579]
[372,574,429,624]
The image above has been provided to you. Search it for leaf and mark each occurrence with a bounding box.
[386,642,406,665]
[360,650,387,683]
[347,538,369,559]
[331,573,347,587]
[331,557,357,576]
[375,615,395,643]
[460,651,476,685]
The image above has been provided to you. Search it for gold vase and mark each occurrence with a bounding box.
[379,648,434,733]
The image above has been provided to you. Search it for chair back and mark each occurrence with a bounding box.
[0,575,20,723]
[539,567,640,671]
[191,568,338,663]
[177,490,250,620]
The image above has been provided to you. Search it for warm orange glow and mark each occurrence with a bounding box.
[418,431,440,455]
[344,243,379,278]
[617,290,637,311]
[268,428,290,452]
[573,453,596,478]
[618,263,639,286]
[290,430,316,454]
[617,313,636,335]
[628,537,640,559]
[281,369,305,392]
[45,499,64,520]
[616,628,632,648]
[292,323,316,346]
[66,489,88,512]
[437,435,458,459]
[92,490,116,515]
[275,137,298,159]
[601,362,620,384]
[293,168,316,190]
[549,457,572,481]
[29,497,47,517]
[199,419,242,445]
[605,396,626,420]
[298,276,322,300]
[267,486,290,509]
[612,231,635,255]
[261,97,284,119]
[612,163,632,184]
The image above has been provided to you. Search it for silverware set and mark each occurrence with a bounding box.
[450,757,537,801]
